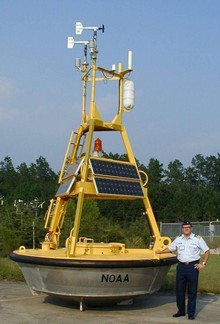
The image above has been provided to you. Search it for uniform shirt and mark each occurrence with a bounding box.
[168,233,209,263]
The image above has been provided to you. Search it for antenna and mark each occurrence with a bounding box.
[128,50,133,70]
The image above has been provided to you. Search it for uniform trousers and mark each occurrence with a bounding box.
[176,261,199,317]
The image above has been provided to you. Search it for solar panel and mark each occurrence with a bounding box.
[56,158,84,196]
[93,177,144,197]
[63,157,84,180]
[89,158,144,197]
[56,178,74,196]
[56,157,144,197]
[89,158,140,179]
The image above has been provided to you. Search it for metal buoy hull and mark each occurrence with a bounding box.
[10,250,177,303]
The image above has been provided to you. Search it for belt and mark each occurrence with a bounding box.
[179,260,199,265]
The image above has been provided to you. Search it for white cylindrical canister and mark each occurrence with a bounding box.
[122,79,135,111]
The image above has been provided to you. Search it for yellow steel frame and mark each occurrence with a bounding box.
[43,44,171,257]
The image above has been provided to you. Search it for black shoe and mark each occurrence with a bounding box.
[173,312,185,317]
[188,316,195,320]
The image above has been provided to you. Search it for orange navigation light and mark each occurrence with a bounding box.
[93,138,103,157]
[94,138,102,152]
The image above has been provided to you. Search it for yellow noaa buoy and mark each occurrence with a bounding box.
[10,21,177,311]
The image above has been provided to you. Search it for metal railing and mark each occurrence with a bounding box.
[160,221,220,240]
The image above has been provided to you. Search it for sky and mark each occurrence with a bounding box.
[1,0,220,172]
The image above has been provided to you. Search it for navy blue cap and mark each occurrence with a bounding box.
[182,220,192,227]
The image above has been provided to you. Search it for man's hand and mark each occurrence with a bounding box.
[194,263,206,270]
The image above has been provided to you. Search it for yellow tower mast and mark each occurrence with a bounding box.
[43,22,171,257]
[10,22,177,309]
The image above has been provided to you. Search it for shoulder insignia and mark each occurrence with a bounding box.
[194,234,201,238]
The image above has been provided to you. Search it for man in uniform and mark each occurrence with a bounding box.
[156,221,210,320]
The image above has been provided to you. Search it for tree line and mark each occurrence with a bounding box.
[0,153,220,255]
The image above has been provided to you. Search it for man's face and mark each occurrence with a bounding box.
[182,225,192,235]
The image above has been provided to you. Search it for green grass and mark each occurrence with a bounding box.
[1,255,220,294]
[161,254,220,294]
[199,254,220,293]
[0,257,24,281]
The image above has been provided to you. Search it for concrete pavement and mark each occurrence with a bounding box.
[0,280,219,323]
